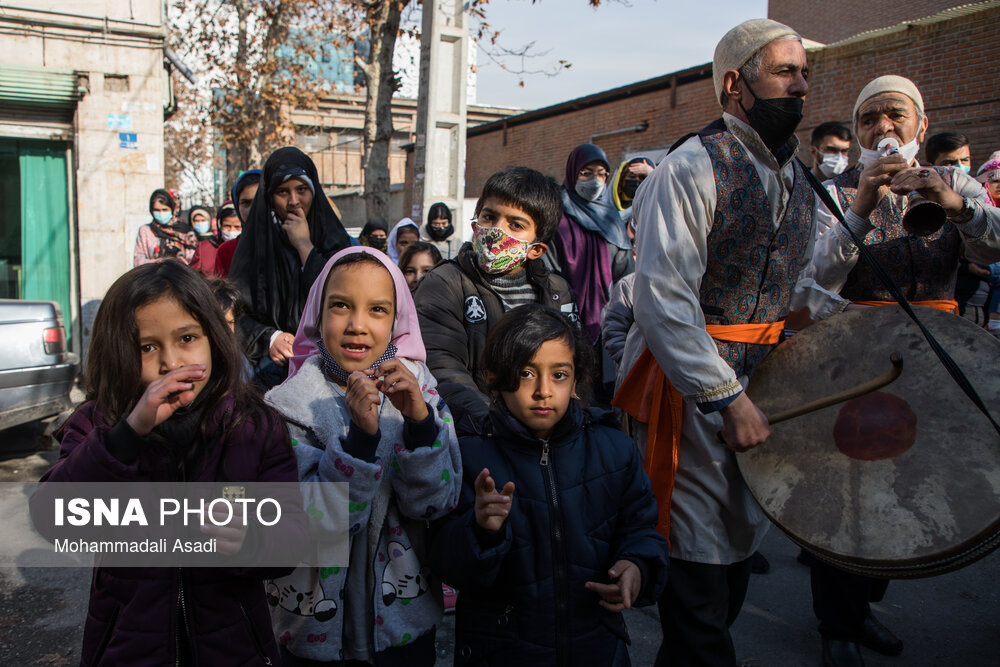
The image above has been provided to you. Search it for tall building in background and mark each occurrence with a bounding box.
[0,0,169,353]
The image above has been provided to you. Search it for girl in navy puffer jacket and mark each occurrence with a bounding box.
[429,304,669,667]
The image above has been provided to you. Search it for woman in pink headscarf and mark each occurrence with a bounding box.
[263,246,461,666]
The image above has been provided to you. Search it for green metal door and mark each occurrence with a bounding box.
[0,138,72,346]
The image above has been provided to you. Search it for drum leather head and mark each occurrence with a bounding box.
[741,306,1000,578]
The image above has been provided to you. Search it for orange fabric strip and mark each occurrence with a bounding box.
[611,322,780,541]
[704,320,786,344]
[612,348,681,541]
[852,299,959,314]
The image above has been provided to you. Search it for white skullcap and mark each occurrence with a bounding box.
[713,19,800,106]
[852,75,925,122]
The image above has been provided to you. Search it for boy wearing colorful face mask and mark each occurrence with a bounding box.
[414,166,577,426]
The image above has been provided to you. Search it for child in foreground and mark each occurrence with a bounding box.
[34,260,302,666]
[264,246,461,666]
[429,304,669,666]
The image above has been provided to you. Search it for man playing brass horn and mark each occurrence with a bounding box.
[799,75,1000,667]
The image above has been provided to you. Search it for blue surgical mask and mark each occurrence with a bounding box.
[958,164,971,175]
[193,221,211,235]
[152,211,173,225]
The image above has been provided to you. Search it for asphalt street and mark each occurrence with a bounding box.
[1,419,998,666]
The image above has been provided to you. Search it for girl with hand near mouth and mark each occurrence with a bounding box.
[428,304,668,666]
[264,246,461,667]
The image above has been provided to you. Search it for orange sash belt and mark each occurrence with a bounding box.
[852,299,959,314]
[611,320,785,540]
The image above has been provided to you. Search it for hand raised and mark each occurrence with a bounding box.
[199,503,248,556]
[373,359,429,422]
[585,559,642,612]
[850,155,909,219]
[889,166,964,213]
[474,468,514,533]
[346,371,381,435]
[269,331,294,365]
[281,207,312,252]
[126,365,208,436]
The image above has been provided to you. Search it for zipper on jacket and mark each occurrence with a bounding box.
[176,568,192,667]
[240,603,273,665]
[539,439,571,666]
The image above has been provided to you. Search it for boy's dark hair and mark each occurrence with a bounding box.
[208,278,244,320]
[398,242,442,272]
[810,122,851,147]
[483,304,593,400]
[86,260,263,430]
[475,167,562,244]
[925,131,969,165]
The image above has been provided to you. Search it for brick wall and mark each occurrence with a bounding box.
[460,5,1000,198]
[770,0,962,45]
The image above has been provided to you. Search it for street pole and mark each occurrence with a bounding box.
[412,0,469,242]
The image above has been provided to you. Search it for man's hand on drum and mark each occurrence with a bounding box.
[719,392,770,452]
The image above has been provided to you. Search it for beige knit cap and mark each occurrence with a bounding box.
[852,75,925,122]
[712,18,800,106]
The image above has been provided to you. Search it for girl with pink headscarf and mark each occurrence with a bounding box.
[264,246,461,666]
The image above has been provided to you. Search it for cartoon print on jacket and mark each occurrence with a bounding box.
[381,541,429,606]
[267,568,338,622]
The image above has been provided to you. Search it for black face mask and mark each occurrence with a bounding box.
[739,83,804,154]
[621,179,642,200]
[364,235,388,252]
[427,222,453,242]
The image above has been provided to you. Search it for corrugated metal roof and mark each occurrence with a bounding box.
[0,64,82,106]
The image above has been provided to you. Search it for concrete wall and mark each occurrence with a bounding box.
[461,4,1000,198]
[0,1,167,352]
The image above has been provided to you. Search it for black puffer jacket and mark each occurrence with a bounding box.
[428,401,669,667]
[413,243,576,425]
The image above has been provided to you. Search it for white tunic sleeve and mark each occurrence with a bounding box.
[630,135,741,403]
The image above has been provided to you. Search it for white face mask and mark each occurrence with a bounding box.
[221,229,241,242]
[818,152,849,178]
[859,136,920,168]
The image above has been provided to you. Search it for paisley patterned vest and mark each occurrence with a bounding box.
[833,165,960,301]
[698,121,814,377]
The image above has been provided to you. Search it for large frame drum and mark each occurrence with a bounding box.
[740,306,1000,578]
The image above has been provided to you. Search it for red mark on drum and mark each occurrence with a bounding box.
[832,391,917,461]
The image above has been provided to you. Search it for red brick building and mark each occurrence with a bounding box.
[444,2,999,200]
[770,0,960,45]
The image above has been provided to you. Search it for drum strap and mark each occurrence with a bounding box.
[852,299,959,314]
[799,159,1000,436]
[613,322,784,541]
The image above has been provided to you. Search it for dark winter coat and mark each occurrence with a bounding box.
[413,243,577,426]
[32,398,304,667]
[428,400,669,667]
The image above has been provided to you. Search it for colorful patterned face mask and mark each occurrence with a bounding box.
[471,223,538,275]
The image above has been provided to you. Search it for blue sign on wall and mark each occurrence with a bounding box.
[118,132,137,149]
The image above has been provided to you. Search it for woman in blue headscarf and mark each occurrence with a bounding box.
[551,143,633,345]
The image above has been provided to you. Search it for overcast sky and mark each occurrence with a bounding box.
[471,0,769,110]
